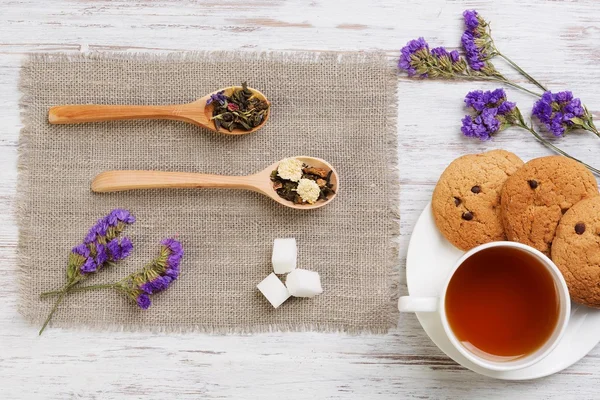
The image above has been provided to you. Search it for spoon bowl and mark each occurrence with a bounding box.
[256,156,338,210]
[201,86,270,135]
[91,156,338,210]
[48,86,270,135]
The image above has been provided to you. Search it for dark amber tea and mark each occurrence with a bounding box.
[445,247,560,360]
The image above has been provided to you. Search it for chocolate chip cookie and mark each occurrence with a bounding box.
[552,196,600,308]
[432,150,524,250]
[501,156,598,256]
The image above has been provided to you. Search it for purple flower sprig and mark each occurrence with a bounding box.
[460,89,517,140]
[461,10,499,74]
[462,89,600,176]
[131,238,183,309]
[39,209,136,335]
[462,11,599,140]
[532,91,600,138]
[43,238,184,311]
[70,209,135,277]
[461,10,547,93]
[401,11,600,173]
[399,37,542,98]
[399,37,468,78]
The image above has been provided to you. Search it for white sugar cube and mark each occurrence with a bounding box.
[257,273,290,308]
[285,269,323,298]
[272,238,297,274]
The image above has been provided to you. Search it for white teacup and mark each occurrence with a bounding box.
[399,241,570,372]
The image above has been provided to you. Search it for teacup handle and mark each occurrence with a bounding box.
[398,296,438,312]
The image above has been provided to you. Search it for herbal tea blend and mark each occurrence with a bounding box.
[270,158,335,204]
[207,82,270,132]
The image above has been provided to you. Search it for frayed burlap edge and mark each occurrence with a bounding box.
[17,51,400,335]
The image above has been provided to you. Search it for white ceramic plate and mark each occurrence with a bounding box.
[406,202,600,380]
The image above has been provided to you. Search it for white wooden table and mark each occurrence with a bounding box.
[2,1,600,398]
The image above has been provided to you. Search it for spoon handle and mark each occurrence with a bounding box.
[91,170,260,193]
[48,104,194,125]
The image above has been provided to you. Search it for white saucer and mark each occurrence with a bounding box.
[406,202,600,380]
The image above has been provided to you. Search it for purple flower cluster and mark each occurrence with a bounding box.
[461,89,516,141]
[136,238,184,309]
[431,47,460,63]
[206,90,226,106]
[532,91,585,137]
[72,209,135,274]
[136,293,151,309]
[399,38,465,78]
[399,37,429,77]
[461,10,488,71]
[463,9,479,31]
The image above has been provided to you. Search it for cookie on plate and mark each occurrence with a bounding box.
[552,196,600,308]
[432,149,524,250]
[501,156,598,256]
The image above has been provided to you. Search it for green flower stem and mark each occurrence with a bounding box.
[497,52,548,92]
[41,283,116,297]
[466,75,543,98]
[487,31,547,92]
[411,66,543,98]
[583,120,600,139]
[516,123,600,176]
[39,282,73,335]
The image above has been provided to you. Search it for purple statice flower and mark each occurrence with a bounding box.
[106,237,133,262]
[85,209,135,244]
[464,90,486,111]
[165,267,180,280]
[134,238,183,307]
[532,91,586,137]
[136,293,151,310]
[41,209,136,334]
[461,31,486,71]
[462,89,518,141]
[161,238,183,256]
[76,209,135,274]
[81,257,97,273]
[480,108,500,132]
[399,37,429,76]
[49,237,183,319]
[163,238,183,279]
[84,229,98,245]
[140,276,173,295]
[206,90,227,106]
[95,243,108,266]
[106,238,122,260]
[107,209,136,225]
[431,47,460,64]
[399,39,467,77]
[461,10,495,72]
[461,112,499,141]
[463,10,479,31]
[498,100,516,115]
[119,237,134,259]
[95,218,109,237]
[72,244,90,258]
[464,88,508,111]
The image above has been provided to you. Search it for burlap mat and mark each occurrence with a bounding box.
[18,52,399,333]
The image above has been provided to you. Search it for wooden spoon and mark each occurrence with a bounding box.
[47,86,270,135]
[91,156,338,210]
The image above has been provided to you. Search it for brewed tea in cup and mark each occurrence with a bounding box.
[399,242,570,371]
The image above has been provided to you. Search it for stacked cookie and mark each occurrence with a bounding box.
[433,151,600,308]
[432,150,524,250]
